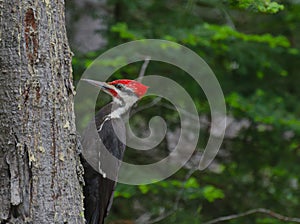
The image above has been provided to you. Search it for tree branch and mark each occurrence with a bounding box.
[138,56,151,79]
[203,208,300,224]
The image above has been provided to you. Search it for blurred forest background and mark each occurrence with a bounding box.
[67,0,300,223]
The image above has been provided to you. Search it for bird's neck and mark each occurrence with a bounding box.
[109,105,129,119]
[109,99,137,119]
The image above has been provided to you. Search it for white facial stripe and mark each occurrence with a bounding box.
[111,94,138,118]
[111,86,139,118]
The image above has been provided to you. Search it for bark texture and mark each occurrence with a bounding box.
[0,0,84,223]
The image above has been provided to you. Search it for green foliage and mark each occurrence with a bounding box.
[71,0,300,223]
[204,23,290,48]
[111,22,143,40]
[256,217,284,224]
[184,177,200,189]
[230,0,284,14]
[226,90,300,132]
[202,185,225,202]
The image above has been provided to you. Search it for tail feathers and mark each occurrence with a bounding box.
[89,207,99,224]
[82,155,116,224]
[89,203,104,224]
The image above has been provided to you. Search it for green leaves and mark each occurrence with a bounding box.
[226,90,300,132]
[230,0,284,14]
[205,23,290,48]
[116,177,225,205]
[138,184,150,194]
[202,185,225,202]
[111,22,143,40]
[72,0,300,222]
[184,177,200,189]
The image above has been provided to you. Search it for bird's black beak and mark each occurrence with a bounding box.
[82,78,119,98]
[82,78,117,96]
[82,79,111,89]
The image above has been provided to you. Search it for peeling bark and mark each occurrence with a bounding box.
[0,0,84,223]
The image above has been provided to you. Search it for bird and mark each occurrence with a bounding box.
[80,78,148,224]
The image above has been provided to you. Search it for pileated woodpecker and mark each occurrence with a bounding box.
[80,79,148,224]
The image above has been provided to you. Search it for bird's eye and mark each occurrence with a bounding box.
[115,84,123,90]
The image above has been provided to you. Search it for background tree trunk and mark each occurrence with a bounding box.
[66,0,107,53]
[0,0,84,223]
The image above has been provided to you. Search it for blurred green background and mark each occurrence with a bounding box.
[67,0,300,223]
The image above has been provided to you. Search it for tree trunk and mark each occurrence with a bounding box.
[0,0,84,223]
[66,0,107,53]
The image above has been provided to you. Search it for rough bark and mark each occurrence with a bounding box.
[0,0,84,223]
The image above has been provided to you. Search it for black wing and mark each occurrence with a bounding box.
[81,103,126,224]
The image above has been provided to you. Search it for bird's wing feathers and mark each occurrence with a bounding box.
[81,103,126,224]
